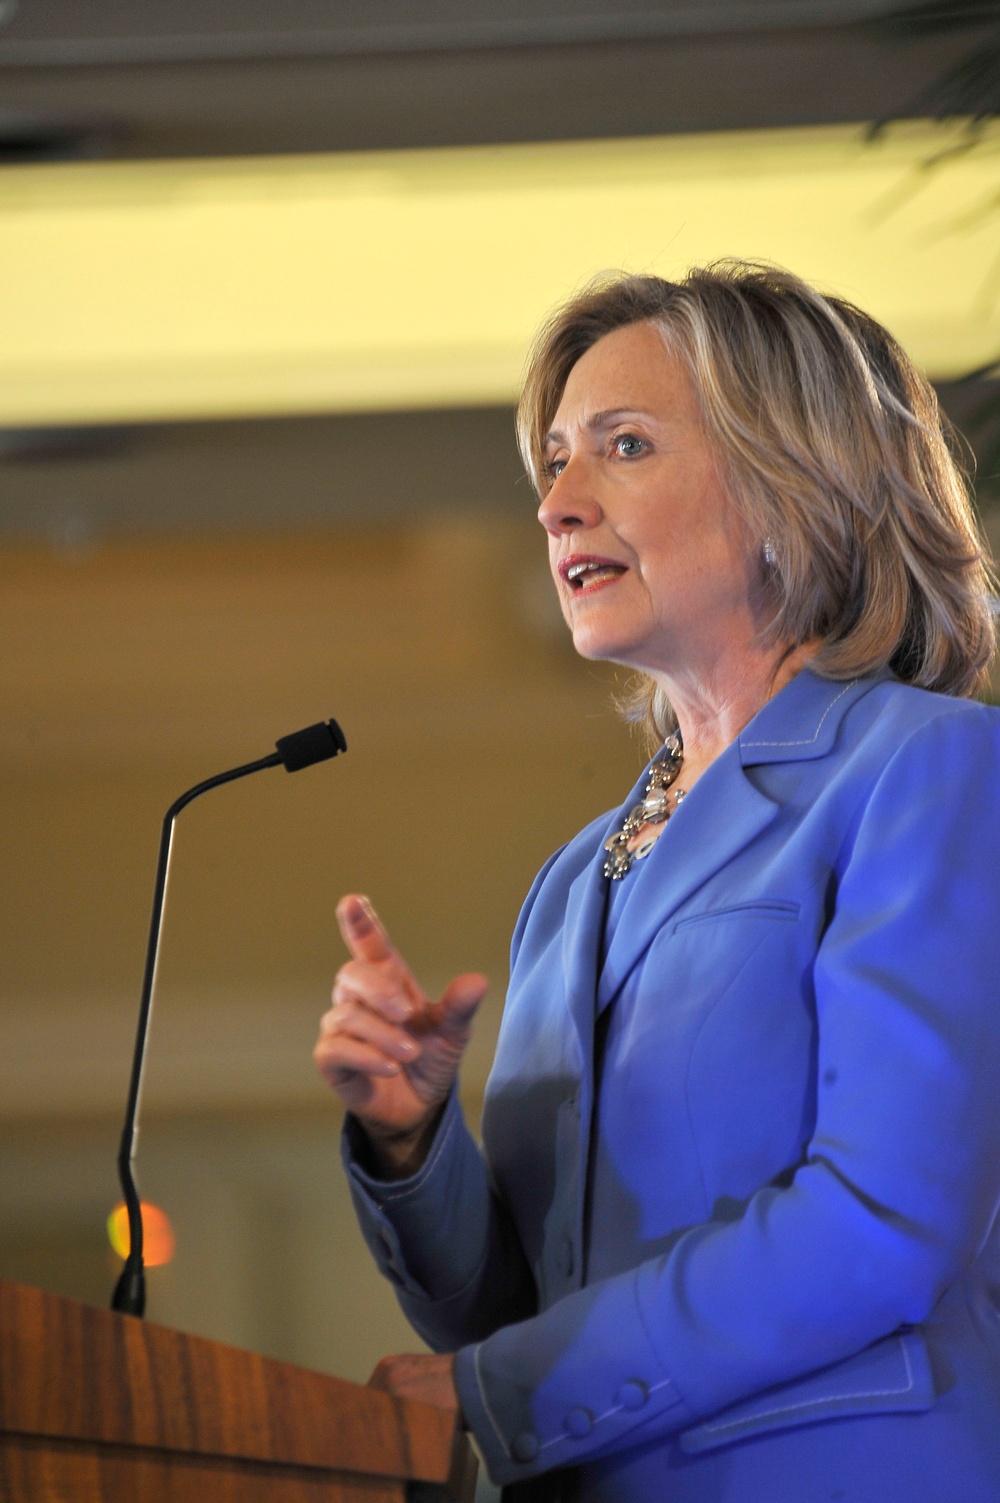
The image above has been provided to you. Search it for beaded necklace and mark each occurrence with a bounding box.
[603,730,685,881]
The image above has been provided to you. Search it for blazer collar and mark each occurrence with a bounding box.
[738,667,886,767]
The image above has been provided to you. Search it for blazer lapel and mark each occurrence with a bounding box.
[601,738,779,1001]
[560,806,618,1054]
[557,731,780,1044]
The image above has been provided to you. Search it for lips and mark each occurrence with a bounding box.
[559,555,628,592]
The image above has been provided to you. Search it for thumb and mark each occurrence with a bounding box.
[436,973,489,1035]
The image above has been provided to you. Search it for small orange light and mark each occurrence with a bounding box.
[107,1201,176,1267]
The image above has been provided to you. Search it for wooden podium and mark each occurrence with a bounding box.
[0,1279,478,1502]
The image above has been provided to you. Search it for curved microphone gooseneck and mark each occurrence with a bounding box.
[111,719,348,1317]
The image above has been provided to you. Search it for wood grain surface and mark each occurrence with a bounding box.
[0,1280,475,1502]
[0,1435,403,1503]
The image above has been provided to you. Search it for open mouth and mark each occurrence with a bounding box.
[562,557,628,592]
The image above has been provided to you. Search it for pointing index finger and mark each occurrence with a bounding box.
[337,895,396,964]
[336,895,427,1011]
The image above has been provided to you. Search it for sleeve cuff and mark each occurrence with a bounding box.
[340,1089,495,1303]
[342,1087,462,1205]
[451,1274,689,1486]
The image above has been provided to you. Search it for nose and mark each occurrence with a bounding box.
[536,462,603,537]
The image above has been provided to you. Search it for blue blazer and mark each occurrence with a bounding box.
[344,669,1000,1501]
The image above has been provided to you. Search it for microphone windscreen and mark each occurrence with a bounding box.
[275,719,348,772]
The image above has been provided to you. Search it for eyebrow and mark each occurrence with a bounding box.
[544,408,657,447]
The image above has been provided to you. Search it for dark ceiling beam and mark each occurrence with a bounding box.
[0,4,907,69]
[0,32,978,159]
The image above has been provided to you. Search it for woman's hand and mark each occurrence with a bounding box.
[313,895,488,1175]
[367,1352,459,1414]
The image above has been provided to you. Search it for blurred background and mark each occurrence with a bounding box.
[0,2,998,1478]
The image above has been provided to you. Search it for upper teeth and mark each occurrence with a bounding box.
[567,561,603,580]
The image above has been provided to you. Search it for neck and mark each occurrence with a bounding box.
[654,640,820,782]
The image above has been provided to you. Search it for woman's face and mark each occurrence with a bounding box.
[539,321,759,680]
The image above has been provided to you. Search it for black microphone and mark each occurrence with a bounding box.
[111,719,347,1317]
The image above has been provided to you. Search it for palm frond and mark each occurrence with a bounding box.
[872,7,1000,501]
[876,2,1000,39]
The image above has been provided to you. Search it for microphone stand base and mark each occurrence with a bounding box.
[111,1261,146,1318]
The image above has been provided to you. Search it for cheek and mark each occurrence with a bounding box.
[641,508,748,601]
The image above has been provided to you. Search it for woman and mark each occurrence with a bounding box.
[314,263,1000,1502]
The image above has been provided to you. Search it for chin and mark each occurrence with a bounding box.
[570,626,640,664]
[569,623,605,659]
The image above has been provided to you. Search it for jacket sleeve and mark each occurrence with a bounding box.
[341,1087,537,1348]
[453,707,1000,1485]
[339,846,572,1349]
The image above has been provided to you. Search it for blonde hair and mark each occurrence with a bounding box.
[517,261,997,741]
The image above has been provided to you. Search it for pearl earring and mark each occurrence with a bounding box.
[762,537,778,567]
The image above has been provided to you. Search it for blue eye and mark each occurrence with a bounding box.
[614,433,645,458]
[544,458,567,480]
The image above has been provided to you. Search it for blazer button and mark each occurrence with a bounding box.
[564,1407,594,1438]
[616,1380,648,1410]
[511,1431,539,1463]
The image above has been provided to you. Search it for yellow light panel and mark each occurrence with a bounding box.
[0,122,998,425]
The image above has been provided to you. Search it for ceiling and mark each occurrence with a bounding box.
[0,0,913,62]
[0,0,983,504]
[0,2,981,159]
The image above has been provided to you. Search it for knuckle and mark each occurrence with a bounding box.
[335,963,396,1005]
[335,961,362,997]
